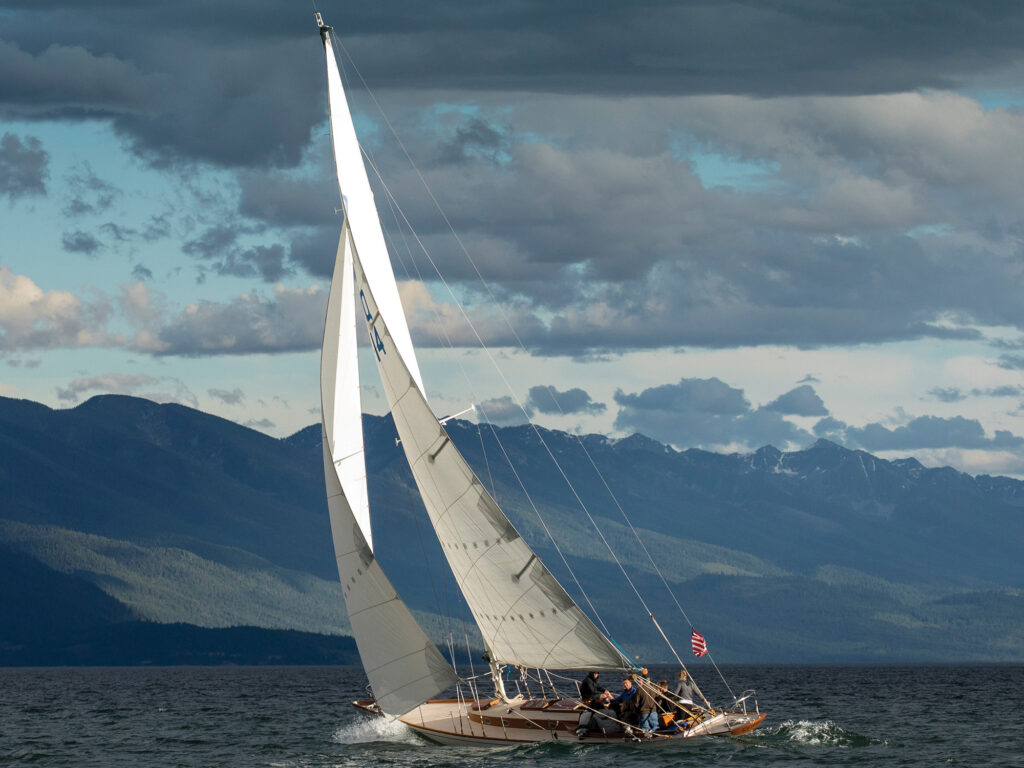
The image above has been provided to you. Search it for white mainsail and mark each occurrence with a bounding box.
[320,21,425,399]
[321,223,458,717]
[346,228,629,672]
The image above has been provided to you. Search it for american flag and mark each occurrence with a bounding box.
[691,630,708,657]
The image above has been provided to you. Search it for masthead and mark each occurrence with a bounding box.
[314,12,332,42]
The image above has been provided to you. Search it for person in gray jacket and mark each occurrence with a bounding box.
[673,669,698,704]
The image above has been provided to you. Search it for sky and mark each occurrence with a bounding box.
[3,1,1024,476]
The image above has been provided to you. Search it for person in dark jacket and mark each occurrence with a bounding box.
[589,696,623,735]
[579,671,601,703]
[576,691,622,737]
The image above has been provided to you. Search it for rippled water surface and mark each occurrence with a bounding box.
[1,665,1021,767]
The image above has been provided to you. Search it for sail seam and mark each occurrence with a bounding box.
[363,646,434,675]
[347,595,404,619]
[333,448,364,463]
[538,625,582,669]
[378,669,461,699]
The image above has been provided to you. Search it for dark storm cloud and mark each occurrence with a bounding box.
[61,230,102,255]
[7,1,1024,358]
[213,244,293,282]
[4,1,1024,171]
[613,377,810,449]
[997,354,1024,370]
[764,384,828,416]
[287,226,339,279]
[237,168,338,228]
[0,38,155,110]
[438,117,507,164]
[183,225,239,259]
[0,6,318,169]
[288,91,1024,355]
[183,225,294,282]
[526,384,606,416]
[0,133,48,199]
[821,414,1024,452]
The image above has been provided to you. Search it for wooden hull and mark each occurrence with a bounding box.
[354,697,766,746]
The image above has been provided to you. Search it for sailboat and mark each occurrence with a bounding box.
[314,13,766,745]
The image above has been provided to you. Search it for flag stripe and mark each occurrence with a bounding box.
[691,630,708,657]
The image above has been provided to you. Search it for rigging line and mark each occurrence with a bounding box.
[362,147,630,657]
[371,175,590,663]
[472,399,615,639]
[362,165,672,669]
[376,197,485,656]
[479,360,707,673]
[477,423,498,500]
[337,122,463,643]
[358,147,616,644]
[332,25,630,682]
[701,651,736,701]
[334,34,686,667]
[333,37,681,659]
[374,171,490,644]
[377,201,460,637]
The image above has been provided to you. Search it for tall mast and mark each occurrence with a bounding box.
[317,11,427,398]
[317,16,458,718]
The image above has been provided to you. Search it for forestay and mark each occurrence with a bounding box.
[321,25,425,398]
[348,231,629,672]
[321,225,458,716]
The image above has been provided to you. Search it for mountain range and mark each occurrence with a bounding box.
[1,394,1021,665]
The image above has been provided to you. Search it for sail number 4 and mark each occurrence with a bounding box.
[359,289,387,361]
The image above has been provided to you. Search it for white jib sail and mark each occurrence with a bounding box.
[321,225,458,716]
[348,231,629,672]
[321,27,426,398]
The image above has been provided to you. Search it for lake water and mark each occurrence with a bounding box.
[1,665,1021,767]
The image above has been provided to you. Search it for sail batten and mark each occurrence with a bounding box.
[347,228,629,672]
